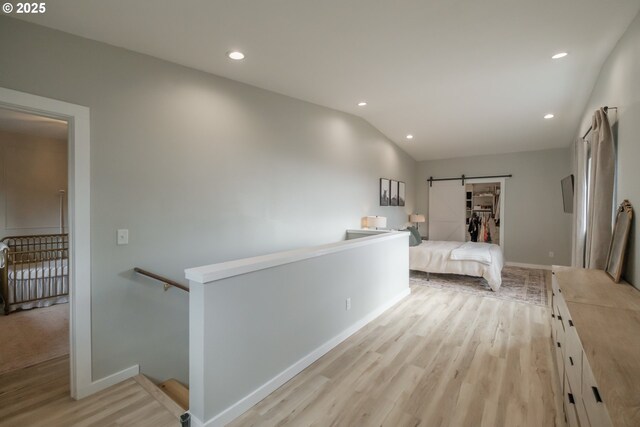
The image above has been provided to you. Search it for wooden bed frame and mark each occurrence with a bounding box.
[0,234,69,315]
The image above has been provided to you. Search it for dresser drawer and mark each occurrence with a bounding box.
[553,304,565,360]
[576,396,591,427]
[582,359,612,427]
[551,311,558,344]
[554,341,564,381]
[555,340,565,384]
[564,326,582,396]
[555,294,572,331]
[554,322,565,380]
[551,279,572,334]
[564,372,581,427]
[552,272,560,295]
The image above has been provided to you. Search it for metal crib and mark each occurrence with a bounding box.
[0,234,69,314]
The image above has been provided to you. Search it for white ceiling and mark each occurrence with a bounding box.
[15,1,640,160]
[0,108,68,139]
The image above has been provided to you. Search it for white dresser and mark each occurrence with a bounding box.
[551,266,640,427]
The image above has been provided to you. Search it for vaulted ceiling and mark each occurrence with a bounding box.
[15,0,640,160]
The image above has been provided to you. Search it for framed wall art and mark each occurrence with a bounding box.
[390,180,398,206]
[398,181,405,207]
[379,178,390,206]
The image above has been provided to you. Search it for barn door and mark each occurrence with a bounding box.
[428,181,465,241]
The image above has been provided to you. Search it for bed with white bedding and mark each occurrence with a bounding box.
[409,240,504,291]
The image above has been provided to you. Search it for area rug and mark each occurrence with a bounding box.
[410,266,548,307]
[0,303,69,375]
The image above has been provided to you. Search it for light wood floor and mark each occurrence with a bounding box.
[231,284,565,427]
[0,356,178,427]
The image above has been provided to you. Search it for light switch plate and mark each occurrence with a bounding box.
[117,229,129,245]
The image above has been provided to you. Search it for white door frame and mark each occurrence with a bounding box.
[466,177,506,254]
[0,87,96,399]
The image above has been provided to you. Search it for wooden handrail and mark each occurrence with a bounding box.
[134,268,190,293]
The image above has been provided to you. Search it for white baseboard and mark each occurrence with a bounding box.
[75,364,140,399]
[196,287,412,427]
[191,415,205,427]
[506,261,552,270]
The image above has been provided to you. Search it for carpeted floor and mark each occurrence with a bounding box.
[410,266,549,307]
[0,303,69,375]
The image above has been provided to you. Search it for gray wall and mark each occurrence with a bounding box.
[575,11,640,287]
[0,17,417,384]
[189,234,409,424]
[416,148,573,266]
[0,130,68,237]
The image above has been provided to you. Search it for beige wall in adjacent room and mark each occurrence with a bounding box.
[574,11,640,287]
[416,148,573,266]
[0,129,68,238]
[0,17,417,385]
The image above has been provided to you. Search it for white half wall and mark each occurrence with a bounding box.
[187,232,410,426]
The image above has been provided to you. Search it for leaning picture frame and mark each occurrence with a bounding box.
[398,181,406,206]
[605,200,633,283]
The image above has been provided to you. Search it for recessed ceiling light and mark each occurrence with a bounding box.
[227,51,245,60]
[358,101,367,107]
[406,134,414,140]
[544,114,555,119]
[552,52,568,59]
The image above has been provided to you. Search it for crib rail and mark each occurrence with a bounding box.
[1,233,69,314]
[9,248,69,264]
[2,233,68,254]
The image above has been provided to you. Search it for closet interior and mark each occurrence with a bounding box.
[465,182,501,245]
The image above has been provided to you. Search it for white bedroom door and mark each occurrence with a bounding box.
[428,180,465,241]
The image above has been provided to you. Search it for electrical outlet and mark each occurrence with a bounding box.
[117,229,129,245]
[548,251,554,258]
[346,298,351,311]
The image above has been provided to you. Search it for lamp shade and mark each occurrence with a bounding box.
[364,216,387,229]
[409,214,426,223]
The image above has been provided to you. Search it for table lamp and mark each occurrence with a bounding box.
[364,216,387,230]
[409,214,426,234]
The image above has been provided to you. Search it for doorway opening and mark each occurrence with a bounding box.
[0,107,70,374]
[0,87,93,400]
[465,182,501,245]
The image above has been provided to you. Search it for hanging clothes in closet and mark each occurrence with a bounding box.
[468,213,480,242]
[484,216,490,242]
[480,218,486,242]
[475,213,493,243]
[494,192,501,225]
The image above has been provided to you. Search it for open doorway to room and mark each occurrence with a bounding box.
[0,107,70,375]
[465,181,502,245]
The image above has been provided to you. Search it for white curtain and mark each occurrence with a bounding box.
[586,108,615,268]
[571,138,589,267]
